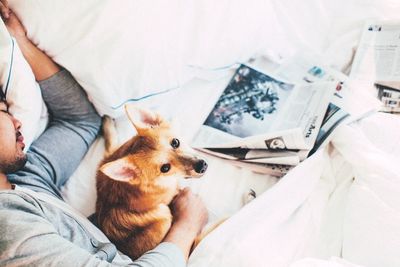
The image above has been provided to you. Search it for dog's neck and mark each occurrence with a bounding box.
[98,175,177,213]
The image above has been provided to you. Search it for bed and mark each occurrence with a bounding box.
[1,0,400,266]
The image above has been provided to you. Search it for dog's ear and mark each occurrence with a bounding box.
[100,158,139,182]
[124,104,162,131]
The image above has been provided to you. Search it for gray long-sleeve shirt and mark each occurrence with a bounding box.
[0,70,185,267]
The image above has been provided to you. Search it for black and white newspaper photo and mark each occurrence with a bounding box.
[203,65,294,138]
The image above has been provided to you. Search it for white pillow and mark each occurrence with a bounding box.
[0,19,45,149]
[11,0,400,119]
[10,0,291,117]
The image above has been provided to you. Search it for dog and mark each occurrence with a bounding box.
[95,104,208,260]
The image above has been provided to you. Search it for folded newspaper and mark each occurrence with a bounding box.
[192,60,347,176]
[350,20,400,113]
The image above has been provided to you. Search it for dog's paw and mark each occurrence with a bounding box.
[102,116,118,155]
[102,116,116,134]
[242,189,257,205]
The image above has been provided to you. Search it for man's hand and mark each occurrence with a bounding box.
[0,0,10,20]
[0,4,60,81]
[163,187,208,260]
[0,1,28,44]
[170,187,208,235]
[1,1,27,41]
[3,11,27,42]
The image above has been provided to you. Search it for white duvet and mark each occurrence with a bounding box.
[189,112,400,267]
[3,0,400,266]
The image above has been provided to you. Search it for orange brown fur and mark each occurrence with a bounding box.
[96,107,206,260]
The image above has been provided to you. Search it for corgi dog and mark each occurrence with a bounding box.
[95,104,208,260]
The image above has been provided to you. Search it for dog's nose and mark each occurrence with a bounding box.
[194,160,208,174]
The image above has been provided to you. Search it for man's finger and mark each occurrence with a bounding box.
[181,187,191,193]
[0,3,10,20]
[1,0,9,8]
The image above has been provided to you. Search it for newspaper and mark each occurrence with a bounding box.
[350,20,400,113]
[192,65,335,149]
[273,53,354,154]
[192,63,337,175]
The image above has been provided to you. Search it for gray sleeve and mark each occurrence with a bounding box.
[0,194,186,267]
[129,243,186,267]
[7,70,102,199]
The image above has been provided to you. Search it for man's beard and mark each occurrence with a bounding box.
[1,154,27,174]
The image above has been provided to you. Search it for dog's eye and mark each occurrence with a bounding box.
[160,163,171,173]
[170,138,180,149]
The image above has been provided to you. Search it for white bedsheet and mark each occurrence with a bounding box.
[188,112,400,267]
[8,0,400,266]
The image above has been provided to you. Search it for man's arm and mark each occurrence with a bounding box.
[0,189,207,267]
[0,192,186,267]
[2,10,60,81]
[4,12,101,198]
[164,187,209,260]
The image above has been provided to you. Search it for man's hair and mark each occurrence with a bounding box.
[0,87,6,102]
[0,84,26,173]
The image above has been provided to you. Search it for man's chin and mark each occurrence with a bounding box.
[15,153,28,171]
[2,154,27,174]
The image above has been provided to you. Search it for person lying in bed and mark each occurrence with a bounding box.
[0,4,208,267]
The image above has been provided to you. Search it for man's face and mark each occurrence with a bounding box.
[0,101,27,174]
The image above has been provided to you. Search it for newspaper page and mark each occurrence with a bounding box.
[191,64,335,151]
[200,148,302,165]
[273,53,351,153]
[350,20,400,113]
[274,52,361,116]
[215,156,294,177]
[375,84,400,112]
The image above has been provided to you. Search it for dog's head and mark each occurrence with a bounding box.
[99,104,207,190]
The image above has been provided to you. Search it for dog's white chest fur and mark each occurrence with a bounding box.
[156,174,180,190]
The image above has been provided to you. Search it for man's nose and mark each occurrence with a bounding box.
[11,116,22,130]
